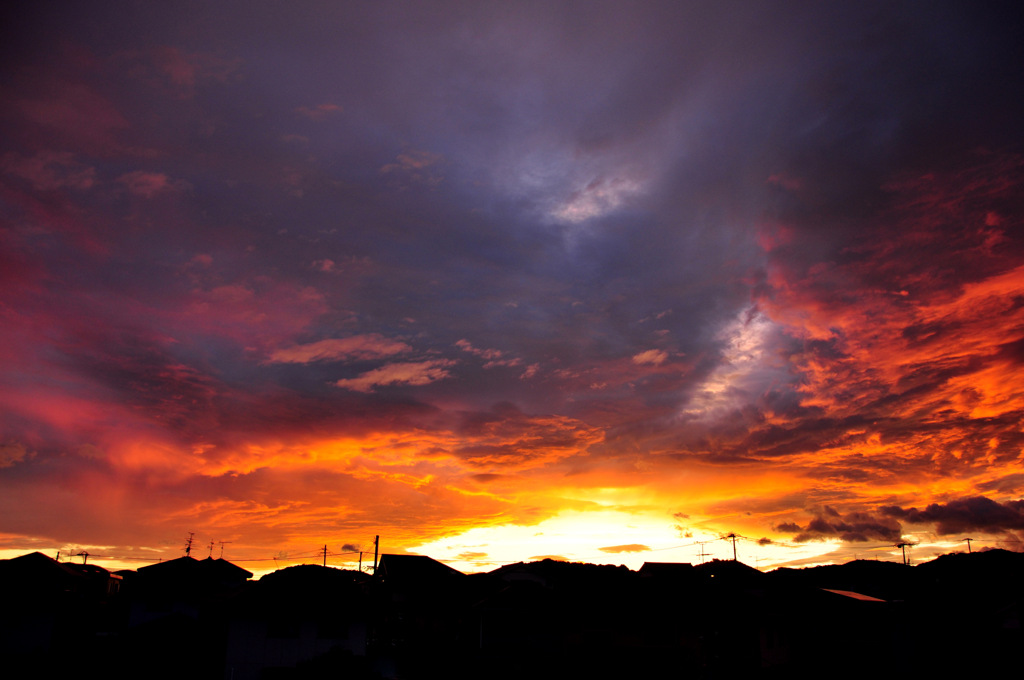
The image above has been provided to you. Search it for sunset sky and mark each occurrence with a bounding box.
[3,1,1024,575]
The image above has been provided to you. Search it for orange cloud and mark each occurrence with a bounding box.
[268,335,411,364]
[632,349,668,365]
[334,359,457,392]
[598,543,650,553]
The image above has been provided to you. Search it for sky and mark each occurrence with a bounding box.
[2,1,1024,575]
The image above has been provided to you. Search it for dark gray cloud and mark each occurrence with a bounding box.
[882,497,1024,536]
[776,508,902,543]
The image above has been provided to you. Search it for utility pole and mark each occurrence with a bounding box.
[963,537,973,553]
[76,550,89,565]
[359,552,363,572]
[208,540,215,558]
[322,544,328,567]
[895,542,912,565]
[724,533,738,561]
[373,535,379,574]
[218,541,232,559]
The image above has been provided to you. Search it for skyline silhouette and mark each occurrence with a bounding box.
[3,547,1022,678]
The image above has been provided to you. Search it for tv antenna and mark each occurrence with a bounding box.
[184,532,195,557]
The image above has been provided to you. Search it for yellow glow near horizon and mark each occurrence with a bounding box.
[411,507,847,573]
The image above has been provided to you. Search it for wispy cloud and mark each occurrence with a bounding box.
[269,335,411,364]
[598,543,650,553]
[335,359,457,392]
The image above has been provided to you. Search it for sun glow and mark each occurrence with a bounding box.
[410,506,845,574]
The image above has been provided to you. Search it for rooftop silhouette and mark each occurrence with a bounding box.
[2,549,1023,679]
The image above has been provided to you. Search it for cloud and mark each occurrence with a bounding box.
[452,408,604,471]
[334,359,457,392]
[520,363,540,380]
[3,2,1024,572]
[13,77,129,152]
[147,46,240,94]
[456,339,522,369]
[117,171,190,198]
[776,507,902,543]
[380,149,444,186]
[598,543,650,554]
[550,173,645,223]
[296,103,343,120]
[632,349,668,366]
[881,497,1024,535]
[268,335,411,364]
[381,150,443,173]
[456,551,488,560]
[1,151,96,191]
[0,442,30,468]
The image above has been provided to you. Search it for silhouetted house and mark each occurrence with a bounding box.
[370,554,468,678]
[374,553,465,586]
[0,552,123,663]
[129,555,251,625]
[223,565,371,680]
[467,560,661,678]
[0,550,123,597]
[694,557,767,587]
[136,555,252,590]
[115,555,254,679]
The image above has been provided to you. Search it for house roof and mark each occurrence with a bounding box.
[638,561,697,578]
[0,552,118,599]
[0,551,84,587]
[375,553,464,582]
[137,555,252,583]
[821,588,886,602]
